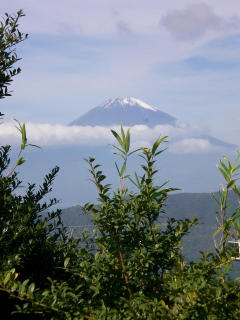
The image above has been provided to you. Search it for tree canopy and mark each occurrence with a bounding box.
[0,10,27,103]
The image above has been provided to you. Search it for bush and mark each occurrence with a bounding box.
[1,126,240,319]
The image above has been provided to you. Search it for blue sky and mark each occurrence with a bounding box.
[1,0,240,146]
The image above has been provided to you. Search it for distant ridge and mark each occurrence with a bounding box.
[69,97,178,127]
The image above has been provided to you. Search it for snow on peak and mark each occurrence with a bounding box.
[102,97,158,112]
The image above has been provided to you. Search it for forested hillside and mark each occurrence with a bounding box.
[62,191,239,227]
[61,192,239,260]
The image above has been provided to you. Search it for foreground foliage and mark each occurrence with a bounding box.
[1,127,240,319]
[0,10,27,101]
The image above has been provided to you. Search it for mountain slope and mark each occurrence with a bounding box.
[70,97,178,127]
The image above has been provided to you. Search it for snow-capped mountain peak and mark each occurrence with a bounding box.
[101,97,158,112]
[68,97,236,150]
[69,97,177,127]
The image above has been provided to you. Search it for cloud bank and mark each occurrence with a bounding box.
[0,121,228,154]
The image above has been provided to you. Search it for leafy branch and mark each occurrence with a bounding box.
[5,120,40,178]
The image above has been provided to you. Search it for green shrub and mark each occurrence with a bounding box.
[1,126,240,319]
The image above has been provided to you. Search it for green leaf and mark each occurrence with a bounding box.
[218,167,229,182]
[3,271,11,285]
[64,257,70,268]
[128,148,141,156]
[115,162,121,176]
[27,143,41,149]
[223,156,232,171]
[111,129,124,149]
[155,147,167,156]
[111,145,125,155]
[227,179,237,189]
[125,128,130,153]
[233,152,240,167]
[21,123,27,146]
[120,124,126,142]
[152,136,167,155]
[16,156,25,166]
[213,228,222,237]
[120,161,126,177]
[219,160,230,175]
[233,163,240,173]
[28,283,35,293]
[98,175,106,183]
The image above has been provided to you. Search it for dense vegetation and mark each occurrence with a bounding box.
[1,11,240,319]
[61,191,240,260]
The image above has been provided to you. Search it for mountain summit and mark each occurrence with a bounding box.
[69,97,178,127]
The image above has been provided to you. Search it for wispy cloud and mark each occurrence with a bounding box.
[0,121,231,154]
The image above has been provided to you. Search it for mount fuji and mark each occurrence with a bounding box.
[69,97,236,149]
[69,97,178,127]
[19,97,237,207]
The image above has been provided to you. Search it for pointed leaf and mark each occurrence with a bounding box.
[120,124,126,141]
[120,161,126,177]
[227,179,237,189]
[112,145,125,155]
[218,167,229,182]
[128,148,141,156]
[115,162,120,176]
[111,129,124,149]
[232,152,240,169]
[219,160,229,175]
[27,143,41,149]
[16,157,25,166]
[125,128,130,153]
[233,164,240,173]
[152,136,167,155]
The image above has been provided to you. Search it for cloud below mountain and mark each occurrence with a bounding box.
[0,121,231,154]
[170,138,211,154]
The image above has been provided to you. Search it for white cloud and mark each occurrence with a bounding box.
[169,138,212,153]
[0,121,227,154]
[2,1,240,39]
[161,3,240,42]
[0,123,112,147]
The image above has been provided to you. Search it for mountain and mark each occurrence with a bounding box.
[61,191,239,261]
[69,97,178,127]
[199,134,236,149]
[69,97,236,150]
